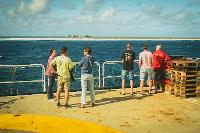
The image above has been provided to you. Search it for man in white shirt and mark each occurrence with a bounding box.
[138,44,154,95]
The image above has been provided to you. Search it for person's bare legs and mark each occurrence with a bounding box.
[140,80,144,94]
[130,80,134,95]
[64,83,70,105]
[56,79,62,106]
[56,89,61,104]
[121,79,125,94]
[149,80,153,94]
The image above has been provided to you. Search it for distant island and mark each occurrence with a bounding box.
[0,35,200,40]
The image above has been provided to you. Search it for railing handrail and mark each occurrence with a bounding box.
[0,64,44,67]
[0,62,101,95]
[1,60,141,94]
[0,64,46,93]
[102,60,139,87]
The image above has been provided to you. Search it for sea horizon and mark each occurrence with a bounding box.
[0,36,200,41]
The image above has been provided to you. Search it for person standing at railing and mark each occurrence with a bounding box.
[45,49,57,101]
[79,47,95,108]
[121,43,135,95]
[152,44,171,93]
[50,47,75,108]
[139,44,153,95]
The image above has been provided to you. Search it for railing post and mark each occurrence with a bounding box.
[95,62,101,88]
[102,62,106,87]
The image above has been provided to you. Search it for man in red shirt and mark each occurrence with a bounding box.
[153,44,170,93]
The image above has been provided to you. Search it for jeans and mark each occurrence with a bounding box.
[47,76,56,100]
[81,74,95,104]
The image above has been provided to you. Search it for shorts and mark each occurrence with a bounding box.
[121,70,134,80]
[57,75,71,91]
[140,68,154,80]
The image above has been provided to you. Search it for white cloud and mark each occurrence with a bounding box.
[187,0,200,6]
[100,7,115,22]
[143,4,163,15]
[161,9,195,26]
[84,0,105,13]
[6,9,15,16]
[18,0,49,14]
[28,0,49,14]
[18,1,25,14]
[75,15,96,24]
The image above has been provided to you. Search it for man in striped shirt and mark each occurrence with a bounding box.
[138,44,154,95]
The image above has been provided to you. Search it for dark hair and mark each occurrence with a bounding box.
[50,49,55,55]
[61,47,68,54]
[84,47,92,55]
[143,43,148,50]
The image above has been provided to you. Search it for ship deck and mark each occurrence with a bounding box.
[0,89,200,133]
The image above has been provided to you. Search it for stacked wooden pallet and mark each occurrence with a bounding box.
[163,61,172,94]
[170,60,200,98]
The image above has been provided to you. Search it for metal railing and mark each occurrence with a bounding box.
[102,60,139,87]
[0,64,46,92]
[1,60,142,94]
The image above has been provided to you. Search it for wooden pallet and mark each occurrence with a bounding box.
[179,80,198,85]
[178,84,197,88]
[176,71,199,76]
[180,93,197,99]
[165,84,174,94]
[171,60,200,68]
[169,63,200,98]
[171,66,200,71]
[179,85,198,98]
[171,70,200,82]
[170,70,178,82]
[171,83,180,97]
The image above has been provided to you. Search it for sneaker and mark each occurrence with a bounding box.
[130,92,134,96]
[57,102,61,107]
[64,104,70,108]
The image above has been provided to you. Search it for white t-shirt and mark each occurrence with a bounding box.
[139,51,153,68]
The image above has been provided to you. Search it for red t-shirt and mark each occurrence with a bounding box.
[152,50,170,69]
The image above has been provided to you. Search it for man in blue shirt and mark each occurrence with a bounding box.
[79,48,95,108]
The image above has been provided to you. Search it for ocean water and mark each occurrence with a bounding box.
[0,40,200,96]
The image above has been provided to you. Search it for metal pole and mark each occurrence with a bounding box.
[102,62,105,87]
[95,62,101,88]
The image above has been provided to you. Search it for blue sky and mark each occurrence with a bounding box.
[0,0,200,37]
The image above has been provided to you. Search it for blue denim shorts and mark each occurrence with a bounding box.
[121,70,134,80]
[140,68,154,80]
